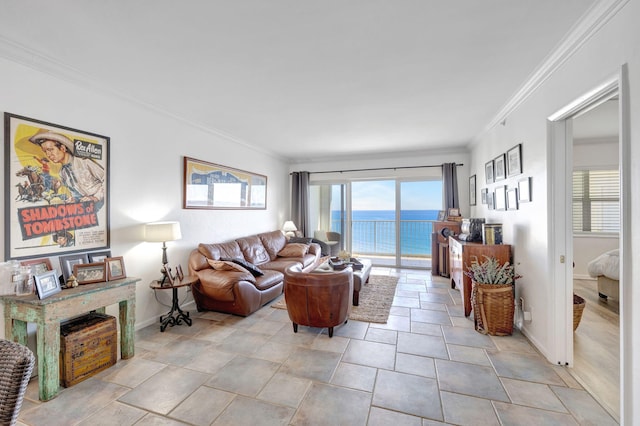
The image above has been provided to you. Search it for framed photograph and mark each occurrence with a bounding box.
[437,210,446,221]
[176,264,184,281]
[481,188,488,204]
[448,208,460,217]
[163,264,175,285]
[34,269,62,299]
[507,188,519,210]
[106,256,126,280]
[485,160,494,184]
[495,185,507,210]
[183,156,267,210]
[487,191,495,210]
[59,253,89,282]
[74,262,107,284]
[507,144,522,177]
[494,154,506,181]
[88,250,112,263]
[4,113,110,260]
[518,177,532,203]
[469,175,477,206]
[20,258,53,276]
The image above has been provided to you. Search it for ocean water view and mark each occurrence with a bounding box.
[332,210,440,256]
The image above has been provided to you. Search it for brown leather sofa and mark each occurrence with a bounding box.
[284,265,353,337]
[188,230,321,316]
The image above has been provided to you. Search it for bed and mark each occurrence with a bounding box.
[587,249,620,300]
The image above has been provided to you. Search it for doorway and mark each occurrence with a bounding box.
[548,69,630,422]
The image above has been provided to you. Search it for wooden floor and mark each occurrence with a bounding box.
[572,278,620,422]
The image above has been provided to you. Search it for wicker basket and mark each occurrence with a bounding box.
[573,294,586,331]
[472,281,514,336]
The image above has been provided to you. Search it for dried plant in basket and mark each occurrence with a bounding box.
[464,255,521,285]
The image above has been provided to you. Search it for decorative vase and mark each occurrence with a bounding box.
[471,281,515,336]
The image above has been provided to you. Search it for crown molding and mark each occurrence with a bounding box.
[473,0,630,146]
[0,35,286,161]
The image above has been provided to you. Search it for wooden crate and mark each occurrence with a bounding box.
[59,312,117,387]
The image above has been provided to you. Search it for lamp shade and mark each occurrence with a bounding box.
[145,221,182,242]
[282,221,297,232]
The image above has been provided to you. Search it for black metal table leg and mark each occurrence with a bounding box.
[159,287,192,332]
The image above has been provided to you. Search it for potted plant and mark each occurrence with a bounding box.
[465,256,521,336]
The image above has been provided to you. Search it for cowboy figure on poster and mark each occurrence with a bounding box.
[4,113,110,259]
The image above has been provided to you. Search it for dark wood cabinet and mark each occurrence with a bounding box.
[431,221,461,277]
[448,237,511,317]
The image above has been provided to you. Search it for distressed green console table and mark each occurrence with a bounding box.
[1,277,139,401]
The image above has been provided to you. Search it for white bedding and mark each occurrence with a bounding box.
[587,249,619,280]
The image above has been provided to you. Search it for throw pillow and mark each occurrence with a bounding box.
[220,257,264,277]
[288,236,313,245]
[277,243,309,258]
[207,259,250,274]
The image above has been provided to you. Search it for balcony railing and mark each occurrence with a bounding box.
[333,220,435,258]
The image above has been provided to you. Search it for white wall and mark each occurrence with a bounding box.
[0,56,290,333]
[469,1,639,421]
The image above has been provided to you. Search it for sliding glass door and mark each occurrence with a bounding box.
[310,176,442,269]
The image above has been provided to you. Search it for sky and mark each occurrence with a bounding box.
[347,180,442,210]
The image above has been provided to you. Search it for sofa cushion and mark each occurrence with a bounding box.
[236,235,271,265]
[199,241,243,260]
[289,236,313,245]
[207,259,250,273]
[278,243,309,258]
[258,230,288,260]
[221,257,264,277]
[253,270,284,291]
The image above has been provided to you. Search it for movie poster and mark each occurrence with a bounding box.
[4,113,110,260]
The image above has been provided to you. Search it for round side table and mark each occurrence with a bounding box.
[149,275,198,332]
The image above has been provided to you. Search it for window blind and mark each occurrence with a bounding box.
[572,169,619,233]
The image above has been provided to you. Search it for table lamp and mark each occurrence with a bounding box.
[282,221,297,238]
[145,221,182,285]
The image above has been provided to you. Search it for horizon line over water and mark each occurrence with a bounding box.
[331,209,440,255]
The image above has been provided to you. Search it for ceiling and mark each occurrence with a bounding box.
[0,1,599,162]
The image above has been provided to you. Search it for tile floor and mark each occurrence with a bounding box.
[17,268,618,425]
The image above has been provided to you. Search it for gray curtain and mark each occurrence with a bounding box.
[290,171,310,236]
[442,163,459,210]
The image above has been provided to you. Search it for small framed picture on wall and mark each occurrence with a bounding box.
[494,154,506,181]
[469,175,477,206]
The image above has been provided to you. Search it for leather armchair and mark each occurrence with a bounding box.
[284,265,353,337]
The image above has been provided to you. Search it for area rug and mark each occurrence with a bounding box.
[271,274,399,323]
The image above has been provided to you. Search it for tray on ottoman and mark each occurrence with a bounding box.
[329,257,364,270]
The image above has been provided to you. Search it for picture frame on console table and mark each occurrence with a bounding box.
[20,258,53,275]
[74,262,107,285]
[183,156,267,210]
[106,256,126,281]
[3,113,110,260]
[59,253,89,282]
[34,269,62,299]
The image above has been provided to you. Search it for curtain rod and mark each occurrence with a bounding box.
[292,163,463,175]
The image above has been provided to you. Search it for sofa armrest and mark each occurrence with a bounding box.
[308,242,321,256]
[194,268,256,302]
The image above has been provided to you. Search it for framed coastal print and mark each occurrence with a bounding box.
[183,156,267,210]
[518,177,532,202]
[74,262,107,284]
[481,188,488,205]
[469,175,477,206]
[20,257,53,276]
[495,185,507,210]
[485,160,494,184]
[507,188,519,210]
[494,154,506,181]
[487,191,495,210]
[4,113,110,260]
[34,269,61,299]
[507,144,522,177]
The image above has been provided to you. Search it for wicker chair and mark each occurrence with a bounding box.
[0,339,35,425]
